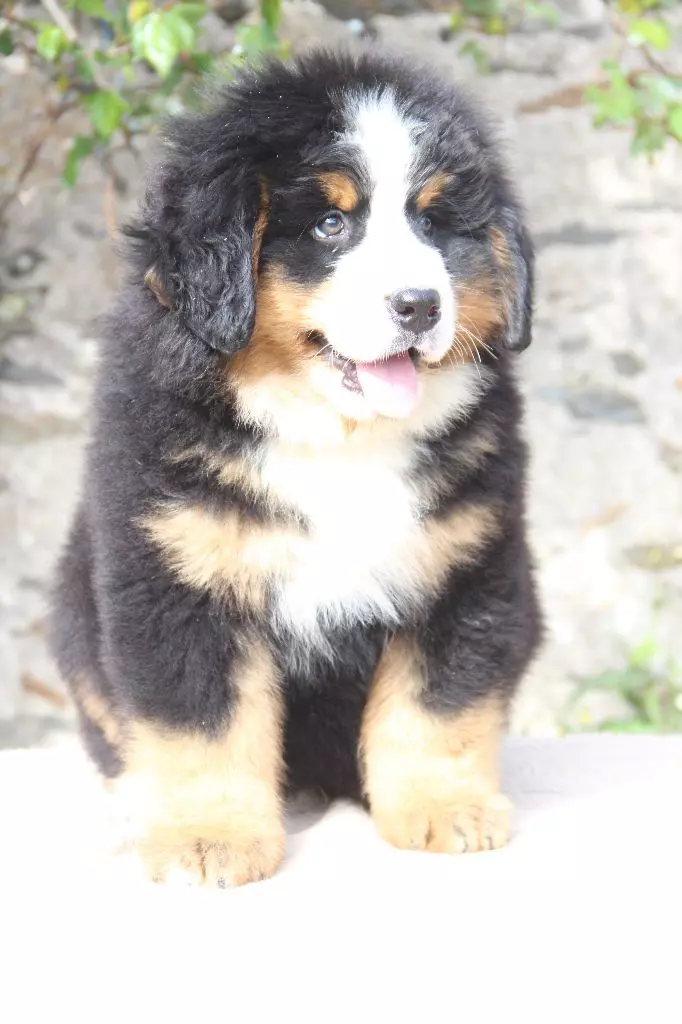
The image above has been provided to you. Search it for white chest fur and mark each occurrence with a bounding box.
[259,433,425,636]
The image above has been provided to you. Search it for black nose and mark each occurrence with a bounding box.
[388,289,441,334]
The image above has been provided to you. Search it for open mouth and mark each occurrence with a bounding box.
[306,331,421,418]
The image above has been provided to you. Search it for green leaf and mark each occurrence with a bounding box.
[483,14,507,33]
[616,0,658,13]
[189,51,214,73]
[84,89,128,139]
[668,105,682,140]
[643,75,682,104]
[463,0,504,16]
[630,119,667,156]
[641,685,664,727]
[233,20,279,57]
[74,54,95,83]
[629,634,658,668]
[132,10,200,77]
[587,74,637,126]
[597,718,660,734]
[36,24,67,62]
[458,39,491,74]
[164,9,197,52]
[128,0,151,25]
[133,12,181,77]
[0,28,14,56]
[524,2,560,25]
[70,0,113,20]
[260,0,281,32]
[571,668,652,704]
[62,135,96,187]
[93,49,129,68]
[172,3,209,27]
[628,18,671,51]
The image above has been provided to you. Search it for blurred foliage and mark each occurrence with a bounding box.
[448,0,682,158]
[0,0,287,196]
[0,0,680,209]
[564,631,682,734]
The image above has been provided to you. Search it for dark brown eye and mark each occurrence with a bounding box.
[314,211,345,239]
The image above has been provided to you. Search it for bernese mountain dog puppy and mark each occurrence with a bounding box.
[50,49,542,886]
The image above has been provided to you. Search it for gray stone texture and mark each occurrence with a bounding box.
[1,2,681,745]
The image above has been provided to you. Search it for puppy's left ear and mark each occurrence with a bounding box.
[492,206,534,352]
[137,169,268,355]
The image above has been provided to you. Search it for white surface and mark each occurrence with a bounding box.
[1,736,680,1022]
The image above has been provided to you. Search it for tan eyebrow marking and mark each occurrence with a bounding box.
[416,172,453,212]
[317,171,360,213]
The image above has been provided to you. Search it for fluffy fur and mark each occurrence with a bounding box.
[50,50,542,885]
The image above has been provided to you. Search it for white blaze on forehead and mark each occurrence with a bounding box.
[343,89,420,209]
[303,89,456,366]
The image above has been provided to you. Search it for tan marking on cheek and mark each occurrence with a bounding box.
[360,636,510,854]
[118,643,285,887]
[229,267,318,385]
[416,171,453,212]
[317,171,359,212]
[140,503,304,609]
[453,277,503,359]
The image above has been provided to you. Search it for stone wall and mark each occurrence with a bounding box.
[1,1,681,747]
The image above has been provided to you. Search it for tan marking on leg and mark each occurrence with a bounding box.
[360,636,511,854]
[119,642,285,887]
[416,171,453,212]
[72,677,124,751]
[317,171,359,212]
[140,503,303,608]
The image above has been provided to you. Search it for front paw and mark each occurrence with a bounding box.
[138,822,286,887]
[372,792,512,855]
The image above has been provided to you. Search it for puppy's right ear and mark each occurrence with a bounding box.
[491,205,534,353]
[133,166,268,355]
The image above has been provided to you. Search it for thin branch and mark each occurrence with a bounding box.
[39,0,78,42]
[38,0,109,89]
[0,101,74,222]
[2,11,38,33]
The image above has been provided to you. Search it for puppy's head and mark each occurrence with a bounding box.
[136,52,533,430]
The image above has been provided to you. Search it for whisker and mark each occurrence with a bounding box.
[456,316,499,363]
[457,326,482,362]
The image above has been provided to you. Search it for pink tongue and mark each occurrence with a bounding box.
[355,352,419,418]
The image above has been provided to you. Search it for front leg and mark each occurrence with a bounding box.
[360,636,511,854]
[117,641,286,888]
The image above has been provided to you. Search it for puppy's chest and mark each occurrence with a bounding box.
[259,440,425,629]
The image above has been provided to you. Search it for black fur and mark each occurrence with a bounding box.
[50,49,542,802]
